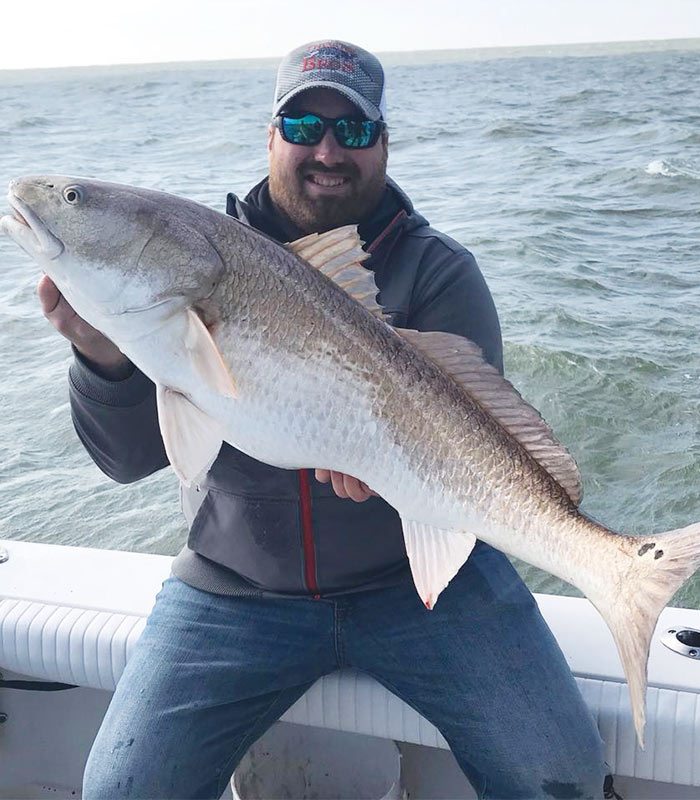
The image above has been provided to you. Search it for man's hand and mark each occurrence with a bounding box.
[315,469,378,502]
[38,275,132,379]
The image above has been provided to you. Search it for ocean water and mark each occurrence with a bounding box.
[1,40,699,606]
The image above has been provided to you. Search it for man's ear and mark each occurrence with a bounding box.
[267,124,275,152]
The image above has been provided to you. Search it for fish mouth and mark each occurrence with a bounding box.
[2,191,64,261]
[10,204,29,227]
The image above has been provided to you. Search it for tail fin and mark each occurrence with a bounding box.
[589,522,700,748]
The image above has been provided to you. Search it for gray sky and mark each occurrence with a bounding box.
[2,0,699,70]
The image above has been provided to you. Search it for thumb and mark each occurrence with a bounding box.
[37,274,61,315]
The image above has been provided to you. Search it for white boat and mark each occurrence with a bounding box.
[1,537,699,799]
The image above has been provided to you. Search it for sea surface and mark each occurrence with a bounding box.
[1,40,699,606]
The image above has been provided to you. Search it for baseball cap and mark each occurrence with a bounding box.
[272,40,387,121]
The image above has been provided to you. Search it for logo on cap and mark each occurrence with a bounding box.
[300,41,358,76]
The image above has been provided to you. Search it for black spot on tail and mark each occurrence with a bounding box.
[655,549,664,559]
[638,543,655,556]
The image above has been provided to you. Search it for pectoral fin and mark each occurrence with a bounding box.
[401,519,478,609]
[185,308,237,398]
[157,384,224,487]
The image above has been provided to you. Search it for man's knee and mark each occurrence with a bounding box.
[480,760,606,800]
[451,722,606,799]
[525,727,606,800]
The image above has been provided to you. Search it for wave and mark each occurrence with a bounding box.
[680,131,700,145]
[487,121,555,138]
[645,159,700,180]
[556,87,615,104]
[135,136,162,148]
[16,115,52,129]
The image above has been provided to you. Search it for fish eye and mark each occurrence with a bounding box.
[62,185,84,205]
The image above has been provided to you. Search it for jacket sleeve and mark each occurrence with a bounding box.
[407,243,504,374]
[69,350,169,483]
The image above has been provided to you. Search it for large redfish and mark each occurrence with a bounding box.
[3,175,700,746]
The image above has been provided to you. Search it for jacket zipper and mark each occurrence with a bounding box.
[366,210,408,254]
[298,469,320,598]
[294,210,407,600]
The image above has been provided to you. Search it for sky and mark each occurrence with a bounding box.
[2,0,699,70]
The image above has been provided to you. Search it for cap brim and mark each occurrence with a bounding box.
[273,81,382,121]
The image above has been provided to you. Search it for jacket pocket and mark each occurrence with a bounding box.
[187,488,306,593]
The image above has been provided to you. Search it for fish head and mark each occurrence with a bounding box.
[1,175,226,338]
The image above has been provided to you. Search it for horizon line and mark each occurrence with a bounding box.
[2,35,699,74]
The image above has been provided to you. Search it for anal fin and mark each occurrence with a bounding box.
[401,519,477,609]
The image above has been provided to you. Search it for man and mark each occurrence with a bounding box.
[40,40,605,799]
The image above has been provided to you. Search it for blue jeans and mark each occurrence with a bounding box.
[83,544,605,799]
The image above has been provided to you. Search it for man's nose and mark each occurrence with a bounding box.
[311,128,345,165]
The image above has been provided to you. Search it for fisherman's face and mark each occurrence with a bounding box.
[268,88,388,235]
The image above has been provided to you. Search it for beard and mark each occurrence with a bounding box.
[269,147,388,235]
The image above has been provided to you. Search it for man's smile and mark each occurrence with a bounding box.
[304,172,351,189]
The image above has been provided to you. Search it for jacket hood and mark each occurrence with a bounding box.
[226,176,429,251]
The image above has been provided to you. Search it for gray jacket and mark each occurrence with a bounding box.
[68,177,503,597]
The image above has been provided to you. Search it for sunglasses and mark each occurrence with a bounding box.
[273,113,385,150]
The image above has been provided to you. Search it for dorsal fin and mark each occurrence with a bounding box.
[397,329,583,506]
[288,226,387,320]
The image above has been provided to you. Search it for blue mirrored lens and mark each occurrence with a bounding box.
[281,114,324,145]
[335,118,374,148]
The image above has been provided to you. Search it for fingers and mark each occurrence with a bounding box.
[343,476,372,502]
[359,480,378,498]
[315,469,376,502]
[330,470,351,499]
[315,469,331,484]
